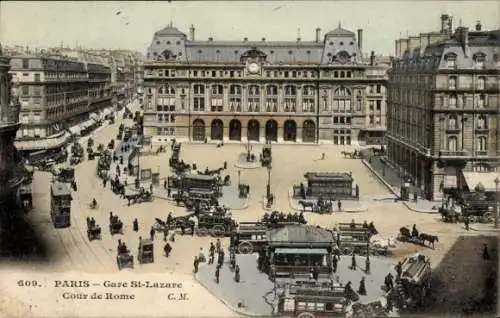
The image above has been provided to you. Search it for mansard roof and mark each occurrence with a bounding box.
[325,23,356,37]
[155,23,186,37]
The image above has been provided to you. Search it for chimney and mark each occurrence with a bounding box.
[189,24,195,41]
[208,37,213,42]
[296,37,301,42]
[370,51,375,66]
[440,14,449,33]
[459,27,469,57]
[357,29,363,53]
[261,37,266,42]
[243,37,248,42]
[315,28,321,43]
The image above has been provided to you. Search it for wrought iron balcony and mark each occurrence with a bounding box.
[439,150,468,157]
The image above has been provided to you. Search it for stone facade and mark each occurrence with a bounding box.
[8,54,112,142]
[143,23,389,144]
[387,16,500,200]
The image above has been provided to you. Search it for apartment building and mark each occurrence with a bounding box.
[143,23,389,144]
[8,52,113,151]
[387,15,500,200]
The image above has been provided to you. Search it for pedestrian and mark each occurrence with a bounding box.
[215,265,220,284]
[312,266,319,280]
[337,200,342,211]
[164,243,172,257]
[350,252,357,270]
[386,290,394,312]
[167,187,171,197]
[193,256,199,274]
[358,276,367,296]
[223,161,227,169]
[216,238,221,253]
[321,152,325,160]
[163,179,167,189]
[395,261,402,278]
[180,224,185,235]
[149,183,153,193]
[234,265,240,282]
[163,229,168,242]
[190,222,195,236]
[209,250,215,265]
[464,217,470,231]
[150,227,155,241]
[332,255,338,273]
[102,178,106,187]
[365,255,371,274]
[483,243,490,260]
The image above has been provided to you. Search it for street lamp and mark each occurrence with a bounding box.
[494,177,499,229]
[266,165,272,198]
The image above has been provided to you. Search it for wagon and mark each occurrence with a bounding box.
[138,239,154,264]
[196,214,238,237]
[109,216,124,235]
[117,251,134,270]
[87,225,102,241]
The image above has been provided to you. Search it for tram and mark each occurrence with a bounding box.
[50,181,72,228]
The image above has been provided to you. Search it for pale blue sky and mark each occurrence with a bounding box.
[1,1,499,56]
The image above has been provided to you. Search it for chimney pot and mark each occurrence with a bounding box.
[261,37,266,41]
[297,37,301,42]
[243,37,248,42]
[208,37,213,41]
[315,28,321,43]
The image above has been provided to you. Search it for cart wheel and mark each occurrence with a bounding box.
[210,225,225,237]
[297,312,315,318]
[238,241,253,254]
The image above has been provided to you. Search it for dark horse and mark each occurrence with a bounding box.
[124,194,140,206]
[419,233,439,249]
[298,200,314,212]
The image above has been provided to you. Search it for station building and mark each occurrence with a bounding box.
[387,15,500,200]
[143,23,389,145]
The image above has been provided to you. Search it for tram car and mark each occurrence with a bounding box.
[230,222,268,254]
[50,181,72,228]
[277,283,348,317]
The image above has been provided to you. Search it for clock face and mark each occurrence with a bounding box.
[248,63,260,74]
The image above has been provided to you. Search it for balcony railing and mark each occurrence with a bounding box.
[439,150,468,157]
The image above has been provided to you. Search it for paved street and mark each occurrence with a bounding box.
[2,99,497,317]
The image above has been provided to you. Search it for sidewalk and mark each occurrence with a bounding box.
[362,156,440,213]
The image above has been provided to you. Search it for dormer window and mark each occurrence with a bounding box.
[445,53,457,68]
[473,52,486,68]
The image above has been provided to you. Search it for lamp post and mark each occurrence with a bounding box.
[494,177,499,229]
[266,165,272,198]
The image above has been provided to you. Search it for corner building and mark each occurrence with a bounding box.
[387,16,500,200]
[144,23,388,144]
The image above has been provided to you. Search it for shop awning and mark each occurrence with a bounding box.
[462,172,500,192]
[275,248,328,255]
[15,132,71,151]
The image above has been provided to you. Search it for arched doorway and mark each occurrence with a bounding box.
[265,119,278,142]
[192,119,205,141]
[247,120,260,141]
[302,120,316,142]
[283,120,297,141]
[211,119,223,140]
[229,119,242,141]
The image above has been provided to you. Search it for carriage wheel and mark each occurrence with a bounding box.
[210,225,225,237]
[238,242,253,254]
[469,216,477,223]
[297,312,315,318]
[482,212,494,223]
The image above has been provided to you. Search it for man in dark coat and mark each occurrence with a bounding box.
[358,276,367,296]
[365,255,371,274]
[395,261,402,278]
[234,265,240,283]
[215,265,220,284]
[483,244,491,260]
[150,227,155,241]
[350,252,357,270]
[164,243,172,257]
[133,218,139,232]
[193,256,199,273]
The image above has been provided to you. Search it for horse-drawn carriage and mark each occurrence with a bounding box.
[124,190,154,206]
[440,191,496,224]
[391,253,432,309]
[230,223,268,254]
[87,218,102,241]
[238,184,250,198]
[109,214,124,235]
[298,197,333,214]
[116,243,134,270]
[397,226,439,249]
[336,222,385,255]
[260,143,272,167]
[340,149,363,159]
[153,215,196,235]
[196,214,238,237]
[19,183,33,211]
[138,238,154,264]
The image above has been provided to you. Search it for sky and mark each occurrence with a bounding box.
[1,1,499,56]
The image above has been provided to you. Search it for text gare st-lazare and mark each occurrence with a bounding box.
[54,280,188,301]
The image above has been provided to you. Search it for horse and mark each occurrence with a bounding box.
[124,194,140,206]
[419,233,439,249]
[298,200,315,212]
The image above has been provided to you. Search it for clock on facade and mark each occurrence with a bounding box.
[247,62,260,74]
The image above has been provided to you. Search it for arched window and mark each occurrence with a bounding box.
[334,87,351,97]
